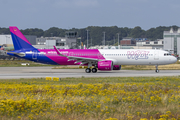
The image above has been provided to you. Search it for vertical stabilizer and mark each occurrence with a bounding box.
[9,26,35,50]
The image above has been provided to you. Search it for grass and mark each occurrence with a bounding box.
[0,60,54,67]
[0,76,180,120]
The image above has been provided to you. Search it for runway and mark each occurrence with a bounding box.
[0,67,180,79]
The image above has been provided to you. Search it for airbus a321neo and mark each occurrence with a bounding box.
[7,26,177,73]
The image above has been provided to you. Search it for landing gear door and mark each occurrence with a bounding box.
[32,50,37,60]
[154,51,159,60]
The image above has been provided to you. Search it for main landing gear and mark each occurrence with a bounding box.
[155,65,159,73]
[92,68,97,73]
[85,68,97,73]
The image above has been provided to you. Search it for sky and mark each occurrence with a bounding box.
[0,0,180,30]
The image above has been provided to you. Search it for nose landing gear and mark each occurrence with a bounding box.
[155,65,159,73]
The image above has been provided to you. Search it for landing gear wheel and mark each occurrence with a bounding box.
[155,65,159,73]
[155,69,159,73]
[85,68,91,73]
[92,68,97,73]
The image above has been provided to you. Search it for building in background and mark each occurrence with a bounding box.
[90,38,162,49]
[120,37,136,46]
[136,39,163,49]
[0,31,77,50]
[163,28,180,55]
[120,37,147,46]
[0,35,12,46]
[25,35,37,45]
[89,45,134,49]
[35,31,77,49]
[0,35,37,46]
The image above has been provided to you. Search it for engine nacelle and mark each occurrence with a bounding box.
[98,60,113,71]
[113,65,121,70]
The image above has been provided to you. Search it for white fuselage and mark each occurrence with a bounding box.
[99,49,177,65]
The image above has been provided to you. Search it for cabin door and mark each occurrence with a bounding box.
[32,50,37,59]
[154,51,159,60]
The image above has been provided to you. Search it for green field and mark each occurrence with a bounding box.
[0,60,54,67]
[0,76,180,120]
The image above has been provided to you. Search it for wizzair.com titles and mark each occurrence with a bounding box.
[127,50,150,60]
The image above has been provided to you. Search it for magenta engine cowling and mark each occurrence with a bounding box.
[113,65,121,70]
[98,60,113,71]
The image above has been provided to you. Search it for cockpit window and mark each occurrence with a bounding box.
[164,53,171,56]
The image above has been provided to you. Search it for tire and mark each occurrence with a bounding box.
[85,68,91,73]
[92,68,97,73]
[155,70,159,73]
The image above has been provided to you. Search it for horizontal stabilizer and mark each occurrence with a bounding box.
[8,52,25,57]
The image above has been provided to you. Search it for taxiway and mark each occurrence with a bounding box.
[0,67,180,79]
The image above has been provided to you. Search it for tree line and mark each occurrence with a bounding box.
[0,25,179,46]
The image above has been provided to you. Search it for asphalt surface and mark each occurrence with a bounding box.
[0,67,180,79]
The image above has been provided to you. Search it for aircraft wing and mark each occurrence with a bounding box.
[54,46,99,64]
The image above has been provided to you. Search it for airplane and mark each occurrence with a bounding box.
[7,26,177,73]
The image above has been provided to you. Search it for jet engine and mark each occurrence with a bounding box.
[98,60,113,71]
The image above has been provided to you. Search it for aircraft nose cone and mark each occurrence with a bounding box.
[172,56,177,63]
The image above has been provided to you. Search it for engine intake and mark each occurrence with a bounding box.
[98,60,113,71]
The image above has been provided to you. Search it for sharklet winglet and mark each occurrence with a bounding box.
[53,46,66,57]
